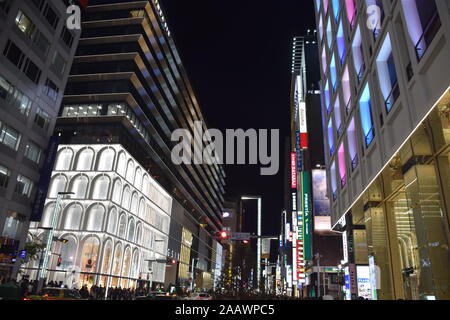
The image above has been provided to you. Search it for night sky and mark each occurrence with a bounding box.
[162,0,317,237]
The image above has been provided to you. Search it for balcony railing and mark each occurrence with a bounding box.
[415,11,441,61]
[357,63,365,84]
[385,81,400,113]
[345,99,351,116]
[341,175,347,188]
[351,154,358,171]
[406,62,414,82]
[337,124,343,138]
[365,126,375,148]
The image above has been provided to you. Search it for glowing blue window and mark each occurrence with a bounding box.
[359,84,375,147]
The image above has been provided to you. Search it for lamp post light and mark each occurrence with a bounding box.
[241,196,262,292]
[37,192,74,293]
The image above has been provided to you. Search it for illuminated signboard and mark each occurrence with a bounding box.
[342,231,348,264]
[291,152,297,189]
[298,102,308,149]
[292,192,297,211]
[301,172,311,261]
[295,132,303,170]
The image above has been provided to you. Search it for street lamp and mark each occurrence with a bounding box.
[241,196,262,292]
[37,192,74,292]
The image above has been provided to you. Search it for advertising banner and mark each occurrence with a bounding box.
[301,172,311,261]
[298,101,308,149]
[291,152,297,189]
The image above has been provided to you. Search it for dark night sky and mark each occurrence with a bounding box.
[162,0,317,237]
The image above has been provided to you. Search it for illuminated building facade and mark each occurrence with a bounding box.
[315,0,450,299]
[0,0,80,280]
[20,0,226,291]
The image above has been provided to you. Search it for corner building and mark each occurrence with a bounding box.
[0,0,80,280]
[314,0,450,299]
[24,0,226,291]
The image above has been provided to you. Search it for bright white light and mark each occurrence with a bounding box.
[222,212,230,218]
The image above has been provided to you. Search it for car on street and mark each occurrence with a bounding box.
[187,293,212,300]
[24,288,84,300]
[135,291,180,300]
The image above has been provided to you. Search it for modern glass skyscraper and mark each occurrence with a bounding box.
[315,0,450,300]
[0,0,80,280]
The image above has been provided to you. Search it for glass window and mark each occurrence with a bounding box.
[112,244,123,276]
[44,78,59,102]
[51,52,67,77]
[122,186,131,210]
[97,148,115,171]
[34,31,50,56]
[43,3,60,29]
[55,148,73,171]
[1,212,24,240]
[63,203,82,230]
[10,87,32,116]
[86,205,105,231]
[76,148,94,171]
[0,122,21,150]
[126,160,135,183]
[34,108,51,130]
[359,83,375,147]
[118,214,126,239]
[0,75,12,100]
[117,152,127,177]
[3,40,25,68]
[0,164,11,188]
[48,175,67,198]
[23,59,41,84]
[59,236,77,270]
[15,10,36,38]
[60,26,74,48]
[24,141,42,163]
[80,237,99,273]
[112,179,122,204]
[107,208,118,234]
[15,174,34,198]
[127,219,135,242]
[91,175,110,200]
[70,175,88,198]
[40,203,55,228]
[352,26,365,83]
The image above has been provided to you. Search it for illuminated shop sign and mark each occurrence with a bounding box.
[342,231,348,264]
[295,132,303,170]
[298,102,308,149]
[292,192,297,211]
[291,152,297,189]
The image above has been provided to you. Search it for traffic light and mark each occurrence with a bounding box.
[167,258,177,265]
[59,238,69,244]
[242,240,250,244]
[57,256,62,267]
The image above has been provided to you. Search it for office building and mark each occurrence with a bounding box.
[0,0,80,280]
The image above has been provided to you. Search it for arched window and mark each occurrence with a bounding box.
[142,175,149,195]
[130,192,138,214]
[81,236,100,272]
[40,203,55,228]
[76,148,94,171]
[122,186,131,210]
[127,218,135,242]
[55,148,73,171]
[138,198,145,219]
[117,152,127,177]
[131,250,139,279]
[62,203,83,230]
[86,204,105,231]
[101,240,113,284]
[59,235,77,270]
[70,175,88,199]
[121,247,132,287]
[134,167,142,190]
[135,223,142,246]
[91,175,110,200]
[112,243,123,275]
[112,179,122,204]
[97,148,115,171]
[126,160,134,183]
[107,208,118,234]
[48,175,67,198]
[118,214,126,239]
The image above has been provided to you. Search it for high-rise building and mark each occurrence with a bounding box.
[0,0,80,280]
[315,0,450,300]
[22,0,226,292]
